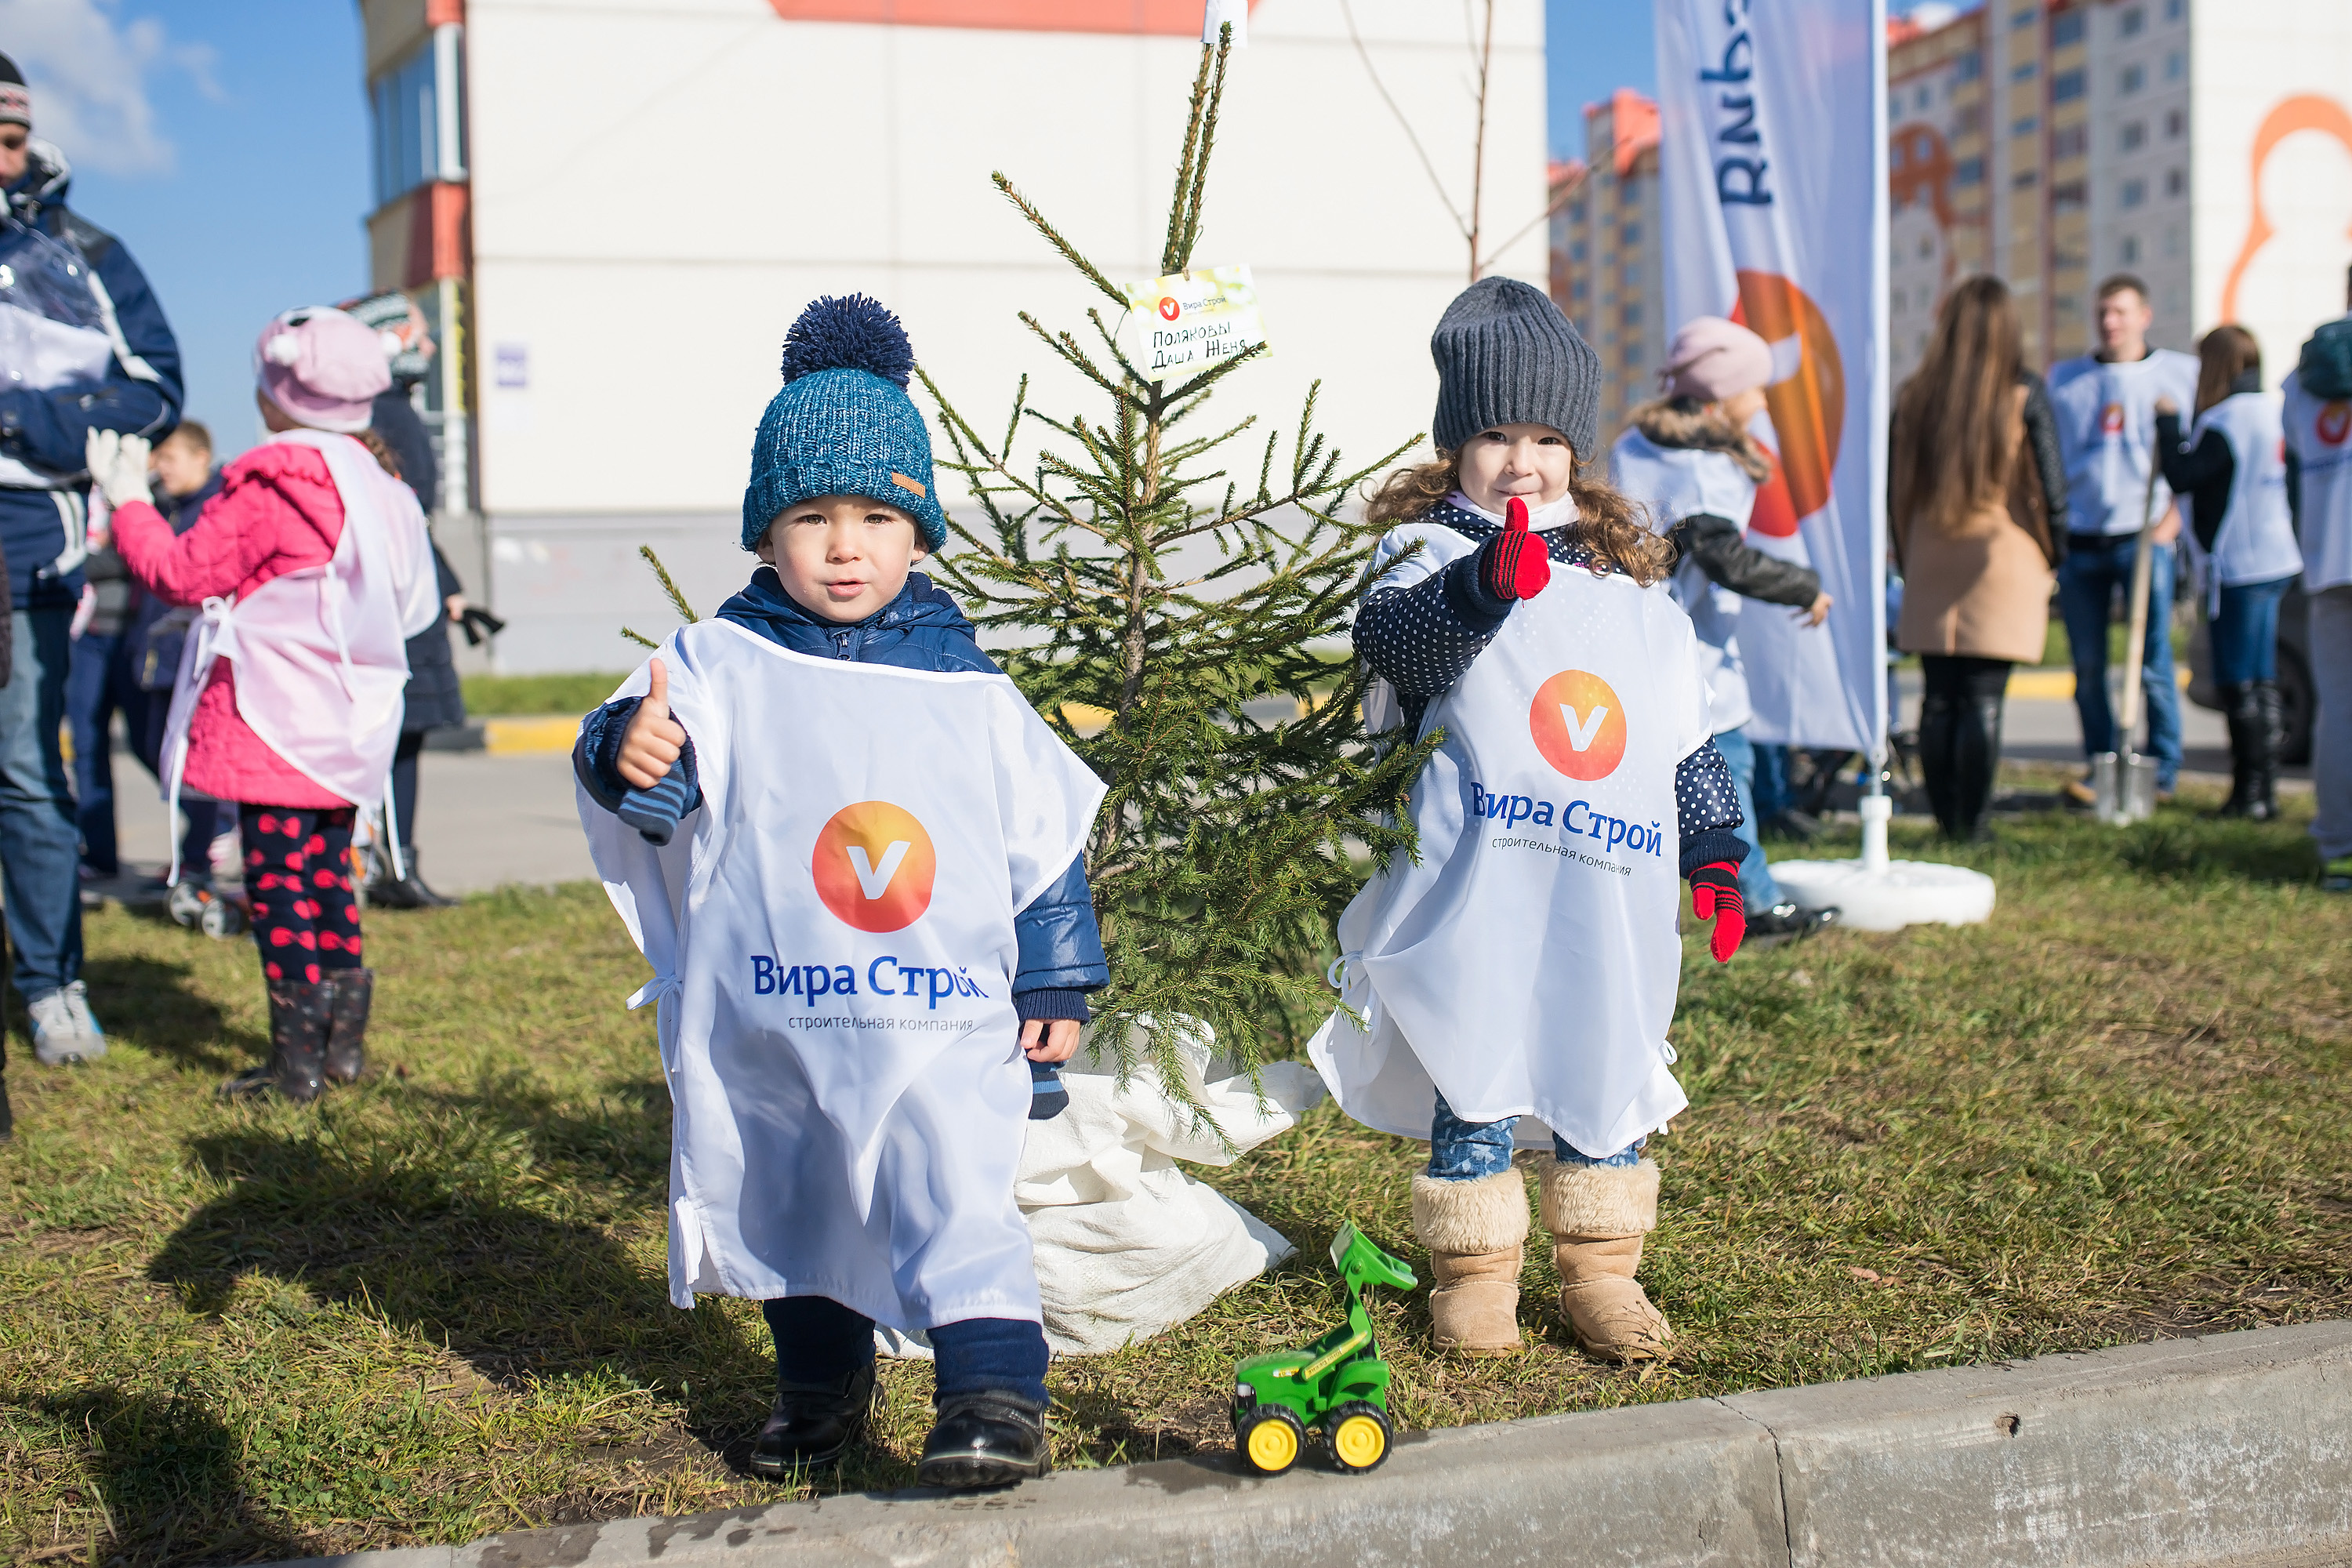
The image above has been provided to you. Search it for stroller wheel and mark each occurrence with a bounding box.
[199,896,248,940]
[167,880,208,928]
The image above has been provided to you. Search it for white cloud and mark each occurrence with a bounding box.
[0,0,215,176]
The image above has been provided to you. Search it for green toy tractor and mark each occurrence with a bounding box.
[1231,1222,1417,1475]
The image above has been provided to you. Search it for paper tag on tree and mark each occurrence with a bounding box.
[1203,0,1248,45]
[1122,264,1269,383]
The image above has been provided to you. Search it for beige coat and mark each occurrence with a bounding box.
[1891,385,2057,664]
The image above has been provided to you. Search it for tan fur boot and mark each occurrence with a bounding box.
[1410,1168,1530,1355]
[1537,1156,1673,1363]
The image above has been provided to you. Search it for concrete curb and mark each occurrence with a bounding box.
[283,1323,2352,1568]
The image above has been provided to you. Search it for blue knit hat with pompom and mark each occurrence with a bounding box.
[741,295,947,550]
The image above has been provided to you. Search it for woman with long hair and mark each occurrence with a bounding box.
[1889,276,2070,841]
[2155,325,2301,818]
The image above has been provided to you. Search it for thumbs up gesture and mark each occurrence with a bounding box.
[617,658,688,789]
[1475,495,1552,602]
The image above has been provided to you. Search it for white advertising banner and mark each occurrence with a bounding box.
[1656,0,1889,757]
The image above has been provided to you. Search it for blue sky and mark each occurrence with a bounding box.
[19,0,1740,451]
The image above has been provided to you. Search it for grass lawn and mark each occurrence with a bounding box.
[459,673,631,718]
[4,781,2348,1564]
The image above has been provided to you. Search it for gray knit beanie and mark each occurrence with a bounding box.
[1429,277,1602,462]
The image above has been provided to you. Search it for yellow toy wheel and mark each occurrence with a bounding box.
[1237,1405,1305,1475]
[1326,1402,1392,1474]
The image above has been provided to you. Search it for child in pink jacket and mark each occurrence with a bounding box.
[85,307,436,1102]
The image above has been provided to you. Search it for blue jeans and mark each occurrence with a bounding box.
[1428,1091,1643,1180]
[0,608,85,1001]
[2058,535,2183,788]
[65,629,154,876]
[2211,575,2295,686]
[1709,725,1784,909]
[1751,741,1795,822]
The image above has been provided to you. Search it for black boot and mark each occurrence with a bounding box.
[2216,683,2259,817]
[2247,681,2284,822]
[222,980,331,1103]
[322,967,374,1084]
[916,1391,1050,1490]
[0,1070,13,1143]
[1948,691,2005,842]
[747,1359,875,1476]
[368,851,456,910]
[1917,693,1960,837]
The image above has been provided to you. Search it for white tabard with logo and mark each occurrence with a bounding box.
[578,620,1105,1329]
[2187,391,2302,612]
[1311,524,1709,1159]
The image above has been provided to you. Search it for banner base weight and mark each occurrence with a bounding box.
[1766,857,1996,934]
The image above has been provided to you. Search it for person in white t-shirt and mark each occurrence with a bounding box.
[2284,266,2352,891]
[2045,275,2200,801]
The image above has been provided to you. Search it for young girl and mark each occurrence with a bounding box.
[84,306,440,1101]
[1312,277,1749,1363]
[2155,325,2302,821]
[1612,315,1837,940]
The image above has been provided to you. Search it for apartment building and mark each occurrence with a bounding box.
[1889,0,2351,383]
[356,0,1551,672]
[1548,90,1665,442]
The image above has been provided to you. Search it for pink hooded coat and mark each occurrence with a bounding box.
[110,441,354,808]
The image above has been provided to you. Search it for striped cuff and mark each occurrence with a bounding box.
[1014,987,1092,1023]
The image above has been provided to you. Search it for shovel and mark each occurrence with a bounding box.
[2092,457,2162,825]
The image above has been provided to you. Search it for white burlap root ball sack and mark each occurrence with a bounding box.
[876,1016,1324,1359]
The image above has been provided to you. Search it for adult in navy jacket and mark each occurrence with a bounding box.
[0,62,184,1065]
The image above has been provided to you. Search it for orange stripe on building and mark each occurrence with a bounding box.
[2218,94,2352,326]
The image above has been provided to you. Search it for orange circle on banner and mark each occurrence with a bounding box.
[811,801,937,933]
[1732,270,1844,538]
[1529,670,1628,781]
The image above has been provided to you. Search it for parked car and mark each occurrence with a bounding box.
[2186,581,2314,765]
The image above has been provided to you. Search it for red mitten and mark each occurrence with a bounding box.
[1475,495,1552,601]
[1688,861,1745,963]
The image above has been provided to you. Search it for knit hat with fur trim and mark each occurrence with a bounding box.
[1661,316,1774,403]
[1429,276,1603,463]
[741,295,947,551]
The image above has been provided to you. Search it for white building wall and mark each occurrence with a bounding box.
[457,0,1548,671]
[2187,0,2352,384]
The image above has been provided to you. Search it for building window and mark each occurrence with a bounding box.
[1955,156,1985,185]
[2011,5,2037,27]
[2052,180,2087,210]
[1621,223,1641,245]
[1569,201,1587,223]
[1626,345,1645,368]
[2165,167,2185,198]
[1956,103,1984,136]
[2163,227,2180,257]
[2164,0,2182,17]
[2052,69,2085,103]
[2165,107,2185,137]
[369,40,457,208]
[2013,115,2040,138]
[2053,124,2087,159]
[2121,5,2145,35]
[2121,63,2145,94]
[2120,235,2140,264]
[2013,61,2038,82]
[2121,120,2147,151]
[1955,50,1983,82]
[1621,303,1642,326]
[2053,11,2085,45]
[1914,85,1931,111]
[1572,280,1589,300]
[2165,51,2184,80]
[2014,169,2040,188]
[2120,177,2147,208]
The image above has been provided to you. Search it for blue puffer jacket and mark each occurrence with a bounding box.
[575,567,1108,1021]
[0,142,183,610]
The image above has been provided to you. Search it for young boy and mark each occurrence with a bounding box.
[573,296,1108,1489]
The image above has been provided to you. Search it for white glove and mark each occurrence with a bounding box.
[84,429,154,508]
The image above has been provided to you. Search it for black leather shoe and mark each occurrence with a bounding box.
[746,1360,875,1476]
[1746,902,1838,944]
[916,1391,1049,1490]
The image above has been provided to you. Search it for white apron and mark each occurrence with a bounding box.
[577,621,1105,1330]
[2187,392,2303,612]
[2283,369,2352,594]
[1312,523,1708,1158]
[1610,429,1759,734]
[159,431,437,858]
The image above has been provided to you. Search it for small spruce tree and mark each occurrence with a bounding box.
[920,29,1436,1103]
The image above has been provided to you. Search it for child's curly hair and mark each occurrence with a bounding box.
[1363,449,1675,587]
